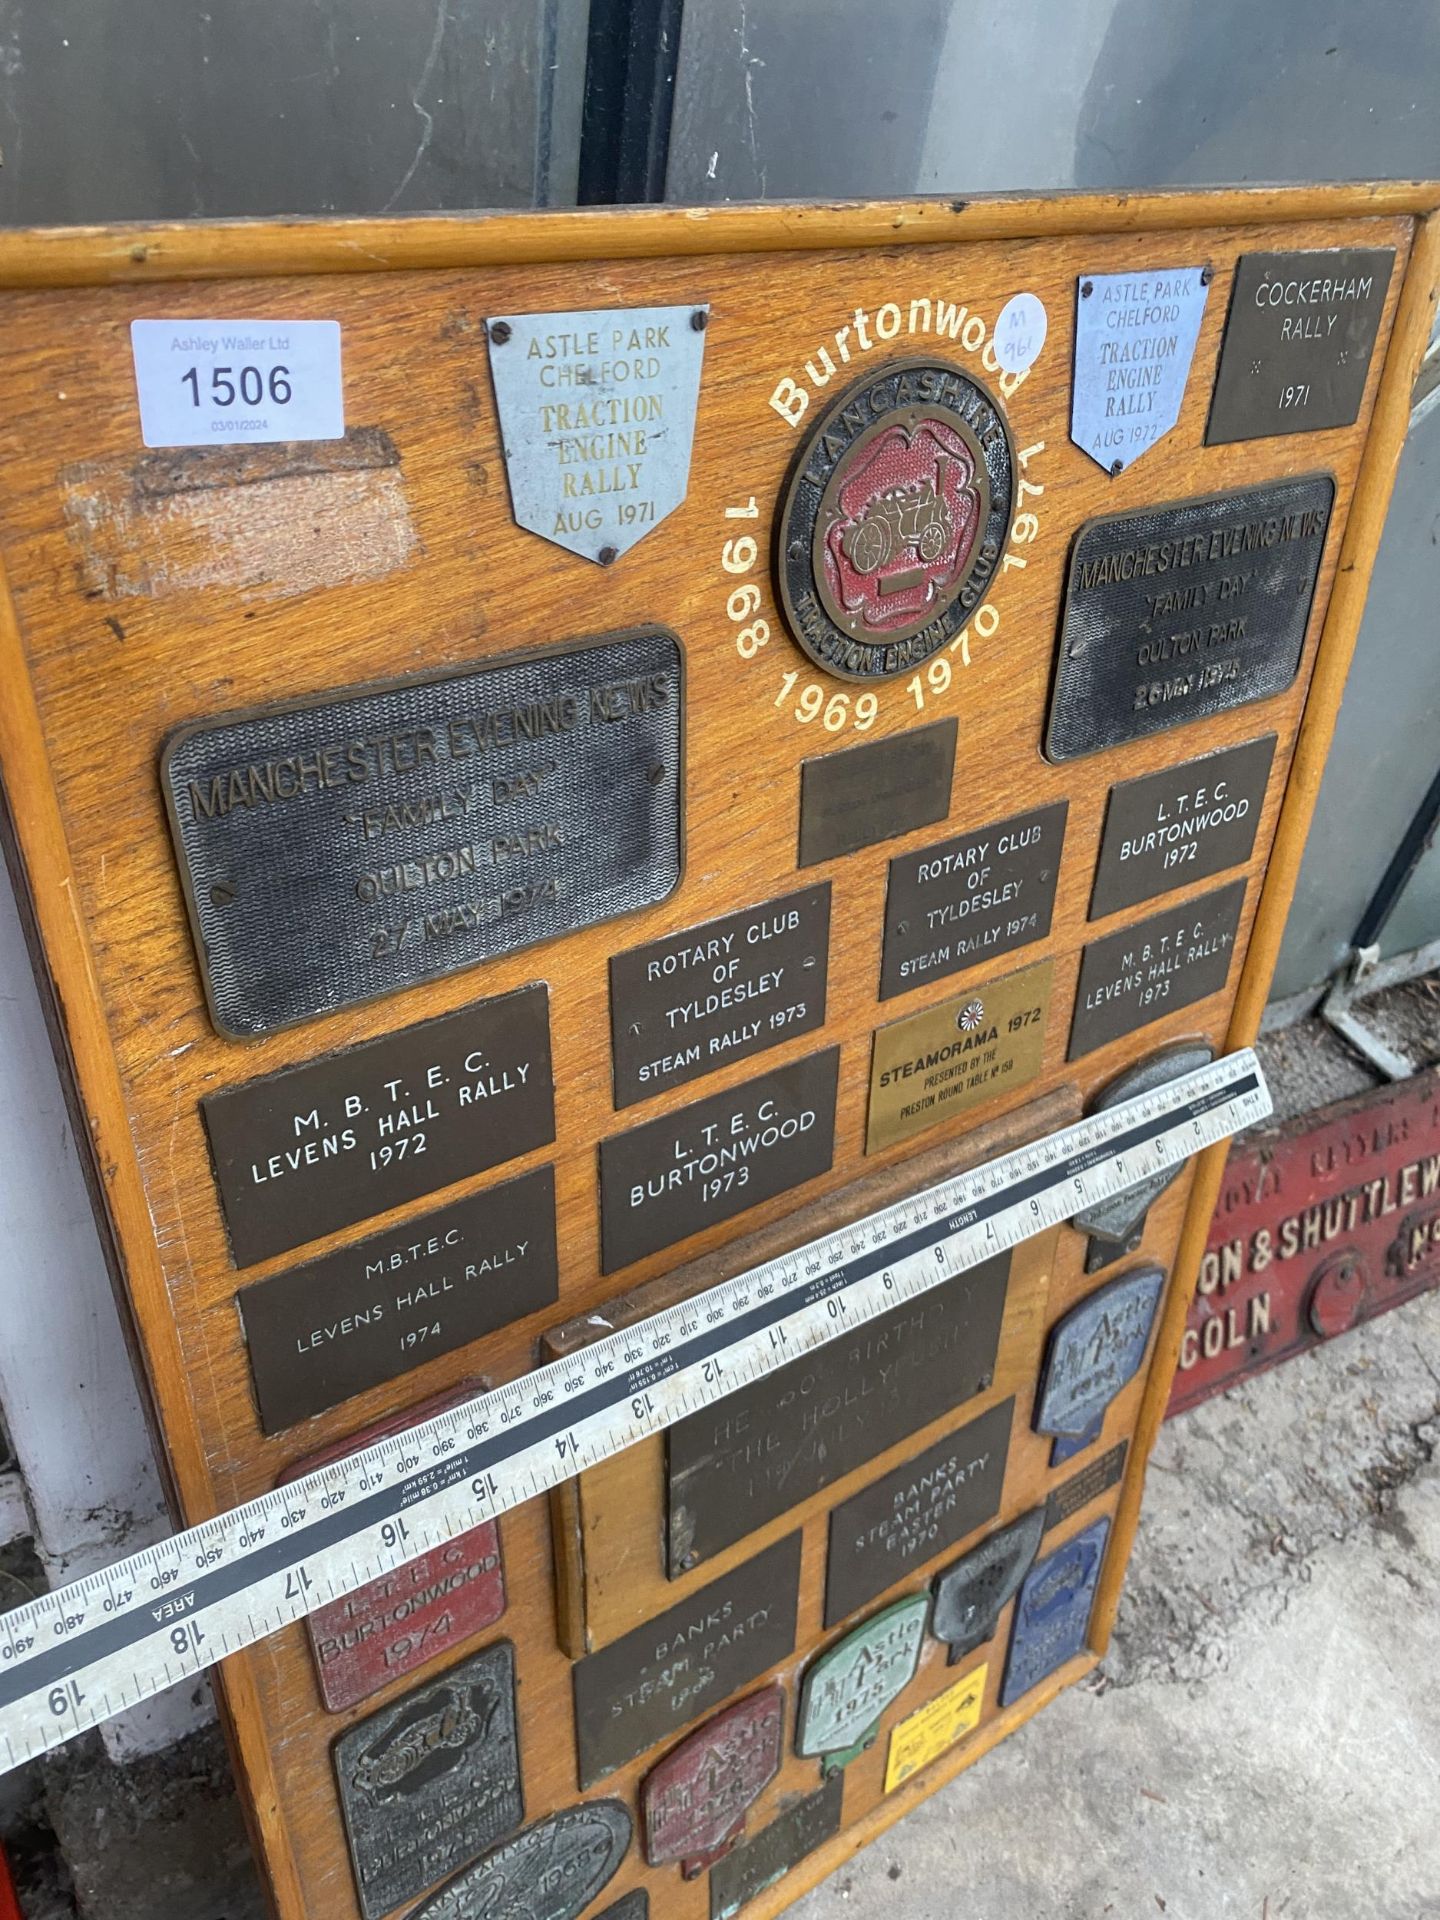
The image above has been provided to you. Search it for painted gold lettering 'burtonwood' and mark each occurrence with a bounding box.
[1068,882,1244,1060]
[667,1253,1009,1576]
[486,305,707,563]
[641,1686,785,1878]
[238,1167,559,1432]
[880,802,1067,1000]
[796,1594,929,1777]
[776,360,1016,682]
[867,959,1053,1152]
[571,1535,803,1789]
[1207,247,1395,444]
[410,1801,633,1920]
[162,630,684,1036]
[609,886,831,1108]
[822,1398,1013,1627]
[598,1050,840,1272]
[708,1775,845,1920]
[202,987,555,1267]
[278,1383,506,1712]
[1046,477,1334,761]
[1090,737,1276,919]
[332,1641,523,1920]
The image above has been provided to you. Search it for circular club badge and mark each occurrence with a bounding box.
[776,358,1015,682]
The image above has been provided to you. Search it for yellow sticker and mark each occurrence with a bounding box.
[883,1663,988,1794]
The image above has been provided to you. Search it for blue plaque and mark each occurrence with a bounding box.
[1034,1266,1164,1464]
[1070,267,1209,475]
[1001,1518,1110,1706]
[486,304,707,564]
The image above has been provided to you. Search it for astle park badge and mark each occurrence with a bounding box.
[777,358,1016,682]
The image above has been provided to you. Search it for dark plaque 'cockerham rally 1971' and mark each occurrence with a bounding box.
[777,359,1016,682]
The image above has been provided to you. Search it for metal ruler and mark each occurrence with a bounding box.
[0,1049,1269,1773]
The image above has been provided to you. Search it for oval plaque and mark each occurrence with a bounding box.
[413,1801,632,1920]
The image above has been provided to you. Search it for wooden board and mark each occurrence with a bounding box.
[0,185,1436,1920]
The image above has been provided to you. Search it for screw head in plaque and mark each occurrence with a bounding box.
[485,306,708,562]
[776,358,1016,682]
[1070,266,1209,474]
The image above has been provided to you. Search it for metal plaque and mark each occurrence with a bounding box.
[486,305,707,563]
[930,1507,1045,1666]
[867,959,1052,1153]
[610,886,831,1108]
[642,1686,785,1877]
[1000,1518,1109,1707]
[1206,247,1395,445]
[572,1534,801,1789]
[239,1166,558,1431]
[333,1640,523,1920]
[1068,881,1244,1059]
[1171,1068,1440,1416]
[598,1049,839,1273]
[280,1383,506,1711]
[1070,266,1209,475]
[1045,476,1334,762]
[708,1775,844,1920]
[597,1897,648,1920]
[880,802,1066,1000]
[1035,1266,1164,1464]
[1091,736,1275,920]
[1069,1045,1213,1271]
[798,719,957,866]
[796,1593,929,1776]
[776,359,1015,682]
[203,988,554,1267]
[822,1398,1013,1627]
[1044,1442,1128,1533]
[162,630,685,1037]
[411,1801,633,1920]
[668,1253,1009,1575]
[884,1662,987,1793]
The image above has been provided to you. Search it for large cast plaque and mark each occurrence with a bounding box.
[667,1253,1009,1574]
[571,1534,802,1788]
[412,1802,633,1920]
[1069,879,1245,1058]
[823,1397,1013,1626]
[1046,476,1334,761]
[162,629,684,1036]
[610,886,831,1107]
[239,1166,558,1431]
[1206,247,1395,444]
[333,1641,523,1920]
[203,988,554,1265]
[598,1049,839,1272]
[880,802,1066,999]
[1090,736,1276,918]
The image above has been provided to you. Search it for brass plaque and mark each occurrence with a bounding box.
[866,959,1053,1153]
[797,719,956,866]
[202,987,554,1267]
[161,629,684,1037]
[1044,1442,1128,1533]
[1068,881,1244,1059]
[708,1775,844,1920]
[1206,247,1395,445]
[609,885,831,1107]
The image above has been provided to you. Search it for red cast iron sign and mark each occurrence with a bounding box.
[642,1685,786,1878]
[278,1380,506,1711]
[1170,1068,1440,1416]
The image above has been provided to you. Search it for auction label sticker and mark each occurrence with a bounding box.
[131,319,344,447]
[884,1663,988,1792]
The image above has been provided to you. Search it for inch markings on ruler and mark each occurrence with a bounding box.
[0,1050,1269,1771]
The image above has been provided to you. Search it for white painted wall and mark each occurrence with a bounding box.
[0,861,211,1759]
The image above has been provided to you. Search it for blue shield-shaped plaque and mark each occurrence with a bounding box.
[487,304,707,563]
[1070,268,1208,474]
[1000,1517,1110,1705]
[1034,1266,1164,1463]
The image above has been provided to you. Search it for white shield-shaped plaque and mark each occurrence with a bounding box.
[1070,268,1208,474]
[486,303,707,563]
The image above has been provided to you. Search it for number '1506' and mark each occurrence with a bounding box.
[181,365,292,407]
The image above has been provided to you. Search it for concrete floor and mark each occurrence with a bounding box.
[795,1288,1440,1920]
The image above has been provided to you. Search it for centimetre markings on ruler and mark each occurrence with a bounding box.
[0,1049,1270,1771]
